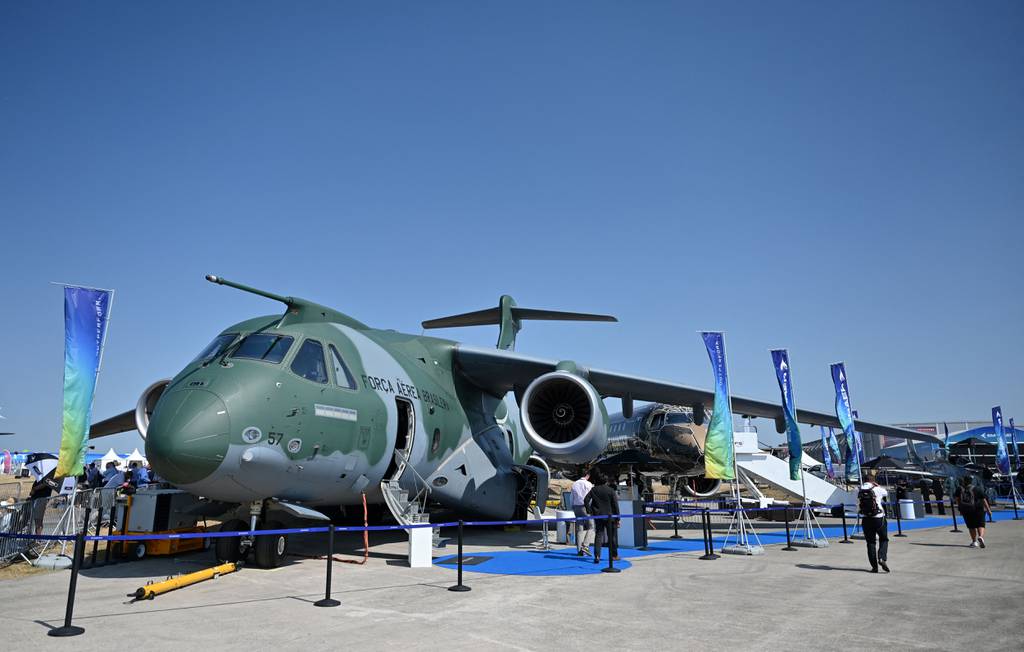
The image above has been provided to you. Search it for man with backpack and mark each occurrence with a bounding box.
[955,475,991,548]
[858,470,890,573]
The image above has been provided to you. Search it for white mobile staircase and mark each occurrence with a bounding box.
[380,449,441,545]
[733,431,856,507]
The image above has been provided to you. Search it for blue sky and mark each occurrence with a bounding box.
[2,2,1022,454]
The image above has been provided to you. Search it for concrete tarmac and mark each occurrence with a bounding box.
[1,518,1022,651]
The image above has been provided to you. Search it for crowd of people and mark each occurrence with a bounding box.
[82,460,157,490]
[566,466,1005,574]
[23,459,159,536]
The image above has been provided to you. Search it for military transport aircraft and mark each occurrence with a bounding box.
[90,275,941,567]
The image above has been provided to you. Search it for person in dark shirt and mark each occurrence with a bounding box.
[583,469,619,564]
[918,478,933,514]
[955,476,991,548]
[931,476,946,515]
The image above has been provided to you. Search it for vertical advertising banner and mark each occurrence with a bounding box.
[1010,418,1020,472]
[851,409,866,463]
[830,362,861,482]
[827,427,843,469]
[701,332,735,480]
[993,406,1010,476]
[770,349,802,481]
[57,286,112,478]
[819,426,835,479]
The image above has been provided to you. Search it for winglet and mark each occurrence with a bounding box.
[422,295,617,350]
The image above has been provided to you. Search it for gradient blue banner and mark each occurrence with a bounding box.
[701,332,734,480]
[770,349,801,481]
[827,427,842,469]
[851,409,866,463]
[57,286,112,478]
[1010,418,1020,472]
[993,406,1010,475]
[830,362,860,482]
[819,426,835,479]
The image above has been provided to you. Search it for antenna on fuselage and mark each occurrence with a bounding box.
[205,275,295,308]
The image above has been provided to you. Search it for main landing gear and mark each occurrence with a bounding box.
[215,500,289,568]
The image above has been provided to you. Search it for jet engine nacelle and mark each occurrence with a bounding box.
[135,379,171,439]
[520,371,608,464]
[679,476,722,498]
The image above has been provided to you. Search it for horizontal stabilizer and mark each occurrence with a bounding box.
[422,295,617,350]
[422,307,617,329]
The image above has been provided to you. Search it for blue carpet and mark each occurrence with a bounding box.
[435,510,1020,576]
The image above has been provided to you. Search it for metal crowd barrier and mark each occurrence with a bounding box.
[0,481,23,504]
[0,488,116,567]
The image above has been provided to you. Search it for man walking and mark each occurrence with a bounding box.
[858,470,890,573]
[955,476,991,548]
[570,469,594,557]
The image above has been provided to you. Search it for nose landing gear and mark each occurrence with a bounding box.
[213,501,289,568]
[214,519,249,563]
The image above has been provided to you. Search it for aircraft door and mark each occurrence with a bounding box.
[383,398,415,483]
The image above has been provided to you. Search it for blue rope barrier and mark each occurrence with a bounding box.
[0,498,1006,544]
[0,532,76,541]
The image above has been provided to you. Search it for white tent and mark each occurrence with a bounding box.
[125,448,147,466]
[99,448,125,469]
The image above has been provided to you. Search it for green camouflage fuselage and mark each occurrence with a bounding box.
[145,305,532,519]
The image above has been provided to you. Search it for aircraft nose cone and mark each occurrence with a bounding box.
[145,388,231,486]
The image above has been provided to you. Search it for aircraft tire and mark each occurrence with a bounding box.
[254,520,287,568]
[215,519,248,563]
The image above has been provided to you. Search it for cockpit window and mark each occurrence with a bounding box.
[230,333,294,364]
[329,344,357,390]
[290,339,328,384]
[666,413,692,425]
[193,333,238,363]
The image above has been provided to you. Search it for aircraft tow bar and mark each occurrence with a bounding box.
[128,562,240,602]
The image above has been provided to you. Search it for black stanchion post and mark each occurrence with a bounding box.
[601,516,620,573]
[88,506,103,569]
[103,507,115,566]
[449,521,472,591]
[1012,496,1019,521]
[892,500,906,537]
[700,511,710,557]
[637,509,648,551]
[670,500,681,539]
[839,508,852,543]
[782,507,796,551]
[314,525,340,607]
[950,496,960,533]
[114,503,128,561]
[49,506,90,637]
[699,509,719,560]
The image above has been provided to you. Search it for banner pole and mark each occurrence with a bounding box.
[1010,477,1020,521]
[724,336,747,550]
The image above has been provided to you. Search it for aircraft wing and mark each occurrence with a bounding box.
[454,345,942,445]
[89,409,137,438]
